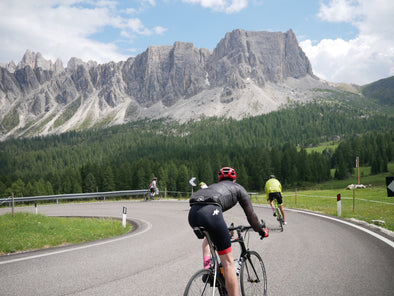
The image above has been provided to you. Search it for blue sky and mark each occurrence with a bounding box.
[0,0,393,85]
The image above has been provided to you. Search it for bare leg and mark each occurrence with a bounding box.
[202,238,210,268]
[279,205,286,221]
[219,252,239,296]
[269,200,275,211]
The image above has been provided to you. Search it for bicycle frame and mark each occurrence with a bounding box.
[230,224,249,263]
[201,229,226,295]
[188,224,264,296]
[274,200,284,231]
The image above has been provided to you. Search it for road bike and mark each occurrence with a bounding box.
[273,200,284,232]
[184,222,267,296]
[143,189,160,201]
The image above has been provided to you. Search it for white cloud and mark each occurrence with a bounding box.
[0,0,165,64]
[154,26,167,35]
[182,0,248,14]
[300,0,394,84]
[317,0,357,22]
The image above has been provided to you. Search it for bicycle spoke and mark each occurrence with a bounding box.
[184,269,224,296]
[240,251,267,296]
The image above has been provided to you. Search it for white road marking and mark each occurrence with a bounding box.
[0,218,152,265]
[289,208,394,248]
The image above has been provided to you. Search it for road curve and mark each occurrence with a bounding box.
[0,200,393,296]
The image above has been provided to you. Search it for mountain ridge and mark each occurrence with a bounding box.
[0,29,359,140]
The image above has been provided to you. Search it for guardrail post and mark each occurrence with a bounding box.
[353,189,355,213]
[12,193,15,217]
[122,206,127,228]
[35,202,38,214]
[337,194,341,216]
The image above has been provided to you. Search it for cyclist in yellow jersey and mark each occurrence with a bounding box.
[265,175,287,224]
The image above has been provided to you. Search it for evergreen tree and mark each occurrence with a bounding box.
[6,179,25,197]
[102,165,115,192]
[84,173,97,192]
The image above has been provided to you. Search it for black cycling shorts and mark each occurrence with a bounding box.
[268,192,283,205]
[188,204,232,255]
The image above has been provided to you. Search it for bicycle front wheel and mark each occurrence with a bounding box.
[240,251,267,296]
[184,269,226,296]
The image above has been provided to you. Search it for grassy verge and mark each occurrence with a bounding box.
[253,185,393,231]
[252,164,394,231]
[0,213,131,255]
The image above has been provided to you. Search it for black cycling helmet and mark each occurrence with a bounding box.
[218,167,237,181]
[269,175,275,179]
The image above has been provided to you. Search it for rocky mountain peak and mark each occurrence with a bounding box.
[211,29,314,86]
[0,29,331,141]
[19,50,53,71]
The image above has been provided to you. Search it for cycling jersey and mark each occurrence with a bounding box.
[265,178,283,205]
[150,180,157,189]
[265,178,282,195]
[189,181,262,235]
[149,180,159,194]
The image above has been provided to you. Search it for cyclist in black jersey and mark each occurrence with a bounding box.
[188,167,269,296]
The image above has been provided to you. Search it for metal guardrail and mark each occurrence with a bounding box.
[0,190,148,205]
[1,190,262,206]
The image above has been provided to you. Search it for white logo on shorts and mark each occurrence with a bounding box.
[212,209,219,216]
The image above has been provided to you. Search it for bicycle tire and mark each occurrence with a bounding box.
[240,251,267,296]
[183,269,227,296]
[276,207,284,231]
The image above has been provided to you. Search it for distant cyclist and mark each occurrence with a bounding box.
[188,167,269,296]
[149,177,159,198]
[199,182,208,189]
[265,175,286,224]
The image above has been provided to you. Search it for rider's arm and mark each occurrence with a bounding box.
[265,181,269,200]
[238,194,263,234]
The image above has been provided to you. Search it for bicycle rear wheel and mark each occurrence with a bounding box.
[184,269,226,296]
[240,251,267,296]
[276,207,284,231]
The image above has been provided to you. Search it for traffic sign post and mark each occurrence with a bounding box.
[337,194,341,216]
[189,177,197,196]
[386,177,394,197]
[189,177,197,187]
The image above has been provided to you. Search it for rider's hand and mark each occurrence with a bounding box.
[259,227,269,239]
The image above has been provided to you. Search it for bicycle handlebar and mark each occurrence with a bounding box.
[228,224,252,232]
[228,220,267,240]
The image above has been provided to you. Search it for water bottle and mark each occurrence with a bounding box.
[219,263,225,278]
[234,258,241,275]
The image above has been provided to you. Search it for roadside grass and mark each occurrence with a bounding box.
[253,163,394,231]
[0,213,131,255]
[253,186,393,231]
[253,170,394,231]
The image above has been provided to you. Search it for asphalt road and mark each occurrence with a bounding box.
[0,200,393,296]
